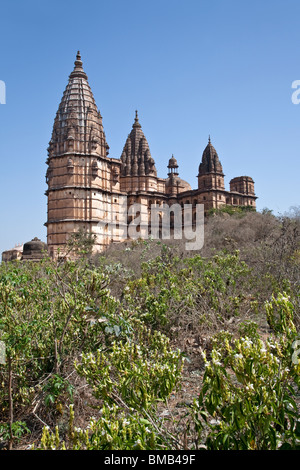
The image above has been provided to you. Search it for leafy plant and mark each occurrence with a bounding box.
[39,404,169,450]
[266,292,297,335]
[192,312,300,450]
[43,374,74,408]
[0,421,30,445]
[75,318,184,412]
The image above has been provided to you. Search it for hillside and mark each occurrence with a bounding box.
[0,208,299,450]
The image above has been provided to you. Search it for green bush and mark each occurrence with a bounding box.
[192,294,300,450]
[39,404,169,450]
[39,319,184,450]
[75,318,184,411]
[0,210,298,450]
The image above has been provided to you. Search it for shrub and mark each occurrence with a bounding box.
[75,318,184,411]
[39,404,169,450]
[192,294,300,450]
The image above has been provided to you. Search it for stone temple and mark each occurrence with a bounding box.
[2,51,257,262]
[45,51,257,257]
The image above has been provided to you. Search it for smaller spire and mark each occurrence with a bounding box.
[198,136,224,176]
[168,154,178,167]
[168,154,179,176]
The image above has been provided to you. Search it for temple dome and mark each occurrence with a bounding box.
[168,155,178,169]
[22,238,47,260]
[165,175,191,193]
[198,136,224,175]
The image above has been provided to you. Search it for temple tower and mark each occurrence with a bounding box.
[197,137,226,210]
[198,137,225,190]
[45,52,118,257]
[229,176,256,208]
[120,111,158,194]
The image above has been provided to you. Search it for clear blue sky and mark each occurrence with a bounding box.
[0,0,299,254]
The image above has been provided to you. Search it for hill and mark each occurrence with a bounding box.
[0,208,299,450]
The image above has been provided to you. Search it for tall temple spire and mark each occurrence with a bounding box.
[47,50,108,159]
[46,51,111,257]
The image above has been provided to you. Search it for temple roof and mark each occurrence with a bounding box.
[120,111,157,177]
[165,175,192,193]
[198,136,224,176]
[22,238,47,261]
[48,51,109,158]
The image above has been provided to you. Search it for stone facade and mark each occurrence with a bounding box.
[2,244,23,262]
[1,238,47,263]
[45,52,257,257]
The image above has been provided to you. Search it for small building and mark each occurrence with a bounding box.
[1,238,48,263]
[1,244,23,262]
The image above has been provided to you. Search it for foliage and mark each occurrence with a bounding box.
[39,404,169,450]
[192,294,300,450]
[0,421,30,445]
[65,227,96,258]
[0,256,120,448]
[38,320,184,450]
[208,205,256,217]
[0,209,299,450]
[43,374,74,408]
[266,292,297,335]
[122,248,252,332]
[75,318,184,412]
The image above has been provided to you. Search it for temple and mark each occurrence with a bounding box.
[44,52,257,257]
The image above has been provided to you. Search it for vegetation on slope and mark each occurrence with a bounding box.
[0,208,299,450]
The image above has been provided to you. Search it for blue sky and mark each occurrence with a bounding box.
[0,0,299,254]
